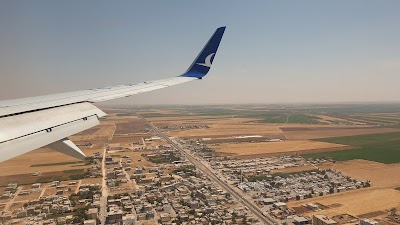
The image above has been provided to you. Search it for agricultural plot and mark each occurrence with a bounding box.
[0,148,92,177]
[288,188,400,218]
[282,127,400,140]
[302,132,400,164]
[211,140,348,158]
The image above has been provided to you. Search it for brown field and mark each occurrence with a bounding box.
[153,116,400,141]
[211,141,348,157]
[81,178,102,185]
[71,124,116,143]
[0,171,64,187]
[272,165,317,174]
[289,160,400,218]
[114,120,151,135]
[288,188,400,218]
[10,202,25,211]
[110,134,150,145]
[14,189,42,202]
[319,160,400,188]
[203,137,274,144]
[75,127,101,135]
[118,151,156,168]
[0,148,92,177]
[145,139,168,147]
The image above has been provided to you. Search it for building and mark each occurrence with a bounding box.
[31,183,41,189]
[84,220,96,225]
[160,213,171,223]
[87,208,98,220]
[106,209,123,224]
[122,214,136,225]
[313,215,338,225]
[360,218,379,225]
[293,216,310,225]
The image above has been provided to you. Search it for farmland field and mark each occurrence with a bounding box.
[211,140,349,157]
[302,132,400,164]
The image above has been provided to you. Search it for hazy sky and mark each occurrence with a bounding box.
[1,1,400,105]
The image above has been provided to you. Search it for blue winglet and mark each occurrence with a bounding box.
[180,27,226,79]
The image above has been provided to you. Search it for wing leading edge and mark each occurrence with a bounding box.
[0,26,226,163]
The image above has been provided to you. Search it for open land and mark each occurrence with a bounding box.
[211,141,349,158]
[2,104,400,224]
[289,159,400,219]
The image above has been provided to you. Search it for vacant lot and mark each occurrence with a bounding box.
[14,189,42,202]
[319,159,400,188]
[272,165,317,174]
[289,159,400,218]
[211,141,348,157]
[288,188,400,218]
[302,132,400,164]
[117,151,156,168]
[81,178,102,185]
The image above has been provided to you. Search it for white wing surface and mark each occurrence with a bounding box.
[0,27,226,162]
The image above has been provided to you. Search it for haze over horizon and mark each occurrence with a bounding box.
[1,1,400,105]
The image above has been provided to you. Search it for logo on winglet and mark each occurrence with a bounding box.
[196,53,215,68]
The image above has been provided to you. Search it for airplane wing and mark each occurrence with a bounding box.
[0,26,226,163]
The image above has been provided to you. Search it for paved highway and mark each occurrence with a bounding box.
[137,114,277,225]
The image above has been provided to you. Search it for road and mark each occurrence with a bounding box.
[137,114,277,225]
[100,123,117,225]
[4,186,23,211]
[100,147,108,225]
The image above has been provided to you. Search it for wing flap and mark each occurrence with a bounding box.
[0,103,106,162]
[47,138,86,160]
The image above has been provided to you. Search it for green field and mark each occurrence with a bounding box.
[302,132,400,164]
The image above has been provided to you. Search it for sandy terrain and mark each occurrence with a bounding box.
[211,141,348,157]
